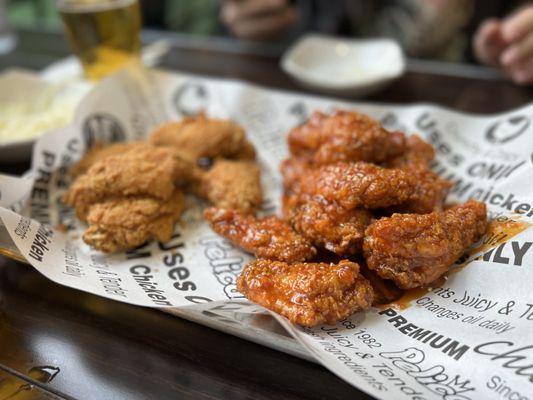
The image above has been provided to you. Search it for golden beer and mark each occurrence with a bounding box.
[57,0,141,80]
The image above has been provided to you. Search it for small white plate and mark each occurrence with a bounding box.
[281,34,405,97]
[0,69,47,163]
[0,69,89,163]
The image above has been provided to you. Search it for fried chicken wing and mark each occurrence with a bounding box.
[237,259,374,326]
[396,166,452,214]
[279,157,315,219]
[359,265,404,305]
[204,207,316,262]
[381,136,450,213]
[288,110,406,165]
[386,135,435,169]
[298,162,415,210]
[63,145,178,220]
[280,157,314,190]
[234,139,257,160]
[83,190,185,253]
[71,141,198,186]
[363,200,488,289]
[70,141,147,177]
[281,191,299,220]
[290,197,373,255]
[198,159,262,214]
[149,114,254,160]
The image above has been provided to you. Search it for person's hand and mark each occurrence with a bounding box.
[474,6,533,85]
[220,0,298,41]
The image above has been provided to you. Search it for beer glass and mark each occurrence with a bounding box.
[56,0,142,81]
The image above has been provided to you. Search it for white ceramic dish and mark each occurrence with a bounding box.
[0,69,89,163]
[0,42,170,164]
[0,70,46,163]
[281,34,405,97]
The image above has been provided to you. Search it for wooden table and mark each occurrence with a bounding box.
[1,29,532,400]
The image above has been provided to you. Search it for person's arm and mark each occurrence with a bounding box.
[474,4,533,85]
[219,0,298,41]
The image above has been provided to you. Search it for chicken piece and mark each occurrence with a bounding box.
[171,152,205,188]
[198,159,262,214]
[70,141,200,187]
[237,259,374,326]
[288,110,406,165]
[281,190,299,220]
[63,145,178,220]
[383,136,449,213]
[363,200,488,289]
[359,265,404,305]
[205,207,316,263]
[280,157,314,191]
[70,141,147,177]
[396,167,452,214]
[83,190,185,253]
[298,162,415,210]
[386,135,435,169]
[290,197,373,255]
[234,139,257,160]
[279,157,315,219]
[149,114,254,160]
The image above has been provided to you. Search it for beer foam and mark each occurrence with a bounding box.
[56,0,136,13]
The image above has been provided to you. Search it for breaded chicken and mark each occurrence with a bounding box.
[149,114,255,160]
[83,190,185,253]
[70,141,198,186]
[70,141,147,177]
[281,190,300,220]
[396,166,452,214]
[279,157,314,219]
[204,207,316,263]
[385,135,435,169]
[280,157,314,191]
[198,159,262,214]
[290,197,373,255]
[237,259,374,326]
[234,139,257,160]
[288,110,406,165]
[63,145,178,220]
[298,162,415,210]
[363,200,487,289]
[381,135,451,213]
[359,265,404,305]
